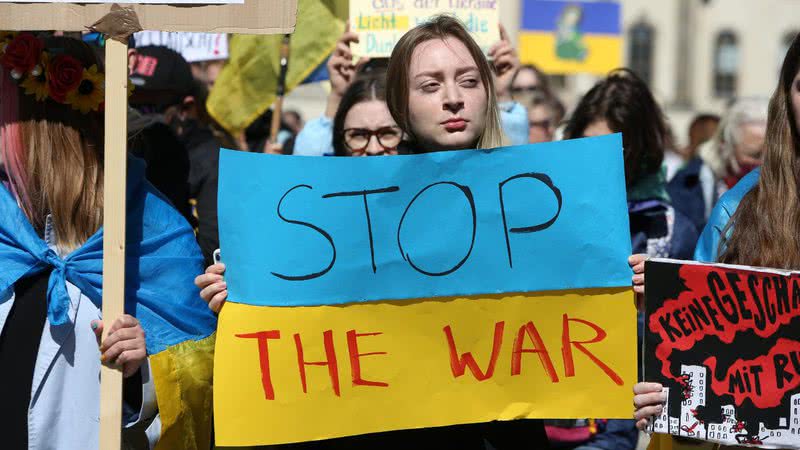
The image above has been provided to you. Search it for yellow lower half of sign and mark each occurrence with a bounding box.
[519,32,622,75]
[214,288,637,446]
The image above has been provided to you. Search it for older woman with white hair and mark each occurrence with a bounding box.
[697,96,769,215]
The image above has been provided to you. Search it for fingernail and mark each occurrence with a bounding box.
[91,321,99,330]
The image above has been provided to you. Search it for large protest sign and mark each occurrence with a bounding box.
[214,134,637,446]
[519,0,621,75]
[645,259,800,449]
[349,0,499,58]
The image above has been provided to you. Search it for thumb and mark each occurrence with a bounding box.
[91,320,104,346]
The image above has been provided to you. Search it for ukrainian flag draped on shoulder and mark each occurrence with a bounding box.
[0,157,217,450]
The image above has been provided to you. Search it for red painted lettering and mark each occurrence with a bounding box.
[443,321,504,381]
[294,330,341,396]
[511,321,559,382]
[561,314,624,386]
[236,330,281,400]
[346,330,389,387]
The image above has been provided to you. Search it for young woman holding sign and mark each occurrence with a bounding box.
[293,24,528,157]
[196,15,550,449]
[632,32,800,450]
[0,34,216,448]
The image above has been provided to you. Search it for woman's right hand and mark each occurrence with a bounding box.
[194,263,227,313]
[325,25,370,118]
[633,382,666,430]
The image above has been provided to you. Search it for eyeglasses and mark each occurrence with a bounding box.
[529,119,555,130]
[344,126,402,156]
[511,85,543,95]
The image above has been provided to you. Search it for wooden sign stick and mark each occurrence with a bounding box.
[98,36,130,450]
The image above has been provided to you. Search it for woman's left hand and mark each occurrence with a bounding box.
[489,24,519,103]
[93,315,147,378]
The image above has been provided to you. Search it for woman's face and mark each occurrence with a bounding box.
[733,122,766,170]
[407,36,488,151]
[343,99,400,156]
[528,104,556,144]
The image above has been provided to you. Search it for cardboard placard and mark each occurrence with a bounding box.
[134,31,229,62]
[349,0,500,58]
[0,0,296,34]
[645,259,800,449]
[214,134,637,445]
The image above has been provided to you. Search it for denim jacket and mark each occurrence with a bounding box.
[0,216,159,450]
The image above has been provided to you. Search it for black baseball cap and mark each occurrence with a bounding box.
[129,45,196,111]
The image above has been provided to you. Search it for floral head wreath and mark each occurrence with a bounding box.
[0,32,114,114]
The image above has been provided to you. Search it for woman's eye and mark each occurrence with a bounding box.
[461,78,479,87]
[421,83,439,92]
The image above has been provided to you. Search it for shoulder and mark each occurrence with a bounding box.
[694,168,759,262]
[708,168,760,229]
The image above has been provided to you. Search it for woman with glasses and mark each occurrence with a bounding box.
[332,69,403,156]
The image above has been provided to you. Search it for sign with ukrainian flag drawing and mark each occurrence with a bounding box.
[214,134,637,446]
[519,0,621,75]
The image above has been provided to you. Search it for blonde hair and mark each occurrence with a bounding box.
[386,14,507,150]
[0,36,104,253]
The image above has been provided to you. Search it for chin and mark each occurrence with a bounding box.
[435,132,479,151]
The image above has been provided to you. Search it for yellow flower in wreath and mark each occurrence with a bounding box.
[20,51,49,101]
[65,64,104,114]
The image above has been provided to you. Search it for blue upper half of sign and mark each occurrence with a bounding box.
[522,0,621,35]
[218,134,632,307]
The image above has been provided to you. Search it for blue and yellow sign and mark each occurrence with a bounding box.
[520,0,621,75]
[214,135,637,446]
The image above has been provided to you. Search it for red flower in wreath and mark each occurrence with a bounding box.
[1,32,43,76]
[47,54,83,103]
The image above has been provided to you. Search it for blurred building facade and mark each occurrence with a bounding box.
[285,0,799,146]
[500,0,799,144]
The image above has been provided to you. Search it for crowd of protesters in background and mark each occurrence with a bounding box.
[2,17,797,450]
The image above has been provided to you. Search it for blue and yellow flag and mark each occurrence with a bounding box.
[519,0,621,75]
[0,157,217,449]
[207,0,346,136]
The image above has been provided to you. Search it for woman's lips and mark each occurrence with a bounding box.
[442,119,467,132]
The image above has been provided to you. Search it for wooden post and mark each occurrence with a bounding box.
[99,36,129,450]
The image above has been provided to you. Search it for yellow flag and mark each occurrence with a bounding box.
[207,0,346,136]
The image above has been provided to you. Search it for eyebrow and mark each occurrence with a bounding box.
[414,65,480,80]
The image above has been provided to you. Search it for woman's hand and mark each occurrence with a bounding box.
[634,382,666,430]
[93,315,146,379]
[629,253,647,310]
[194,263,227,313]
[325,25,370,118]
[489,24,519,103]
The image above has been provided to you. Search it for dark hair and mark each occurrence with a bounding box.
[332,69,387,156]
[687,113,720,150]
[564,68,671,188]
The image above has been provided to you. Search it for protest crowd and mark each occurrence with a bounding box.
[0,2,798,450]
